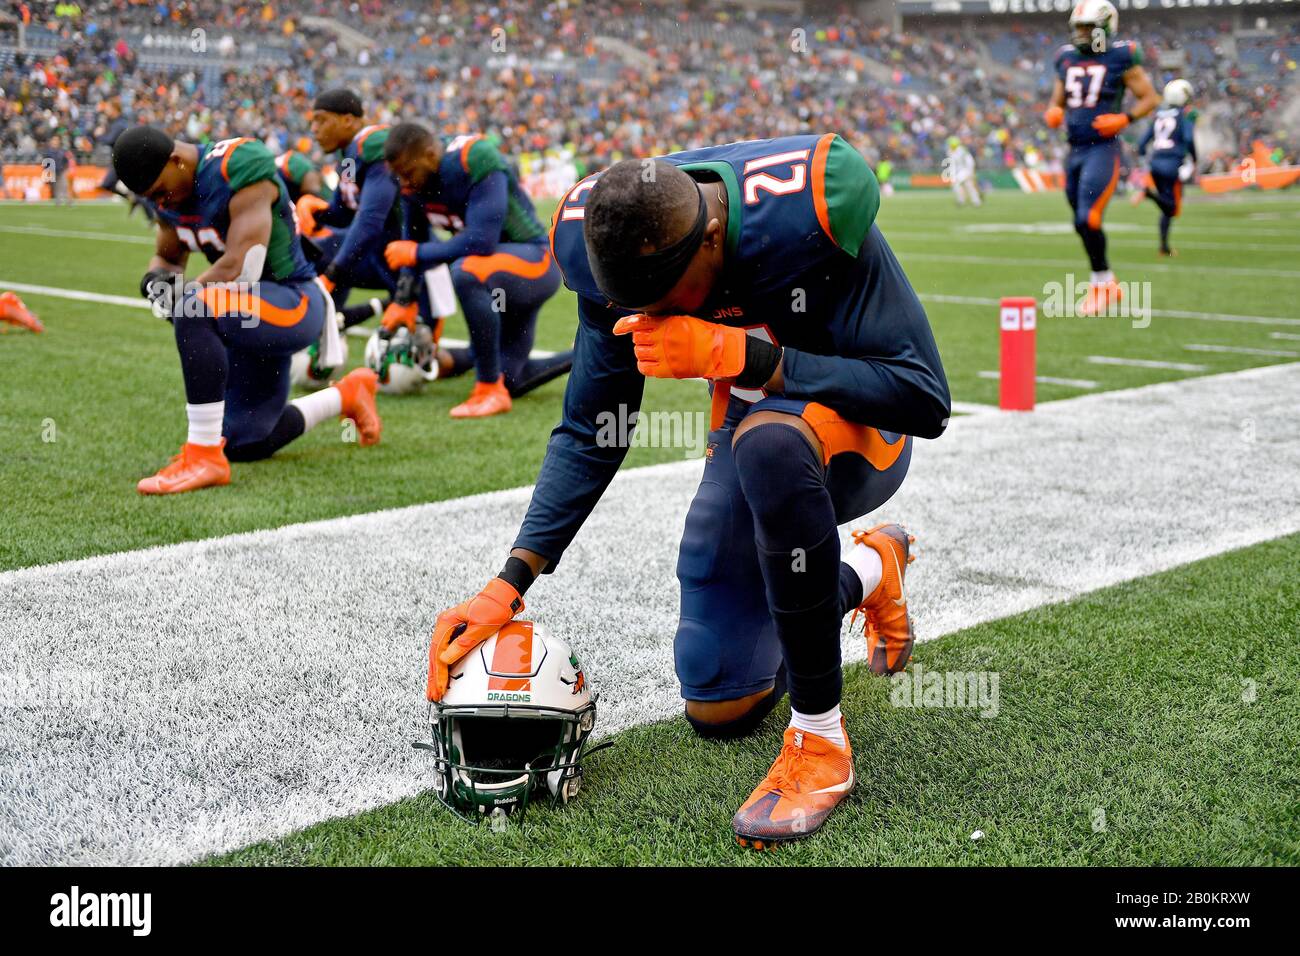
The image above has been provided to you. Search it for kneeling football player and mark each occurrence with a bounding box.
[112,126,381,495]
[427,135,950,847]
[381,122,573,419]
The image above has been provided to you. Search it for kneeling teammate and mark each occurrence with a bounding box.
[425,135,950,846]
[382,123,572,418]
[1133,79,1197,257]
[112,126,381,495]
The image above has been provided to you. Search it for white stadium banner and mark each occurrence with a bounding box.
[897,0,1300,14]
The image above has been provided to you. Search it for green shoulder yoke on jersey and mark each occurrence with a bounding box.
[463,136,510,183]
[356,125,390,164]
[815,134,879,259]
[219,138,279,192]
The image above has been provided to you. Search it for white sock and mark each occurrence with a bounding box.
[291,386,343,432]
[1090,270,1115,286]
[185,401,224,446]
[790,705,845,748]
[843,539,883,604]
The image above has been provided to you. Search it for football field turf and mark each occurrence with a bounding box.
[1,190,1298,865]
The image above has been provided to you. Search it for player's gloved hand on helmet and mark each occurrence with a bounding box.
[384,240,419,271]
[381,300,419,332]
[1092,113,1130,138]
[427,577,525,701]
[1044,105,1064,129]
[140,268,179,321]
[295,194,329,238]
[612,313,747,381]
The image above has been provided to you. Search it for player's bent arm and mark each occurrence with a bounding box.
[324,165,399,285]
[300,168,326,201]
[510,294,646,573]
[780,228,951,439]
[1049,78,1065,109]
[149,221,188,273]
[1124,65,1161,121]
[412,170,508,267]
[194,180,276,284]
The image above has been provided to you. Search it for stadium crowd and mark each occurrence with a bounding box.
[2,0,1296,183]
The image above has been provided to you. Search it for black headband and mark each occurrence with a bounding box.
[589,186,707,309]
[312,88,363,117]
[112,125,174,194]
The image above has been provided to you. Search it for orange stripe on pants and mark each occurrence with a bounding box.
[800,402,908,470]
[198,286,310,327]
[1087,156,1121,230]
[459,250,552,283]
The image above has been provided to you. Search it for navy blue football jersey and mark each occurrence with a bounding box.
[408,133,546,244]
[1139,106,1197,166]
[1054,39,1142,147]
[154,137,315,284]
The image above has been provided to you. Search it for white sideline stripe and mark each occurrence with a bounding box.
[1270,332,1300,341]
[3,279,1297,333]
[0,223,154,244]
[903,251,1300,280]
[1184,343,1300,358]
[949,401,999,416]
[0,280,563,357]
[919,293,1300,328]
[978,369,1098,389]
[894,227,1300,253]
[1087,355,1207,372]
[0,279,149,311]
[2,362,1297,865]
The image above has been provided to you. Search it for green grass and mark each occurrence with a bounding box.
[2,191,1298,570]
[213,533,1300,866]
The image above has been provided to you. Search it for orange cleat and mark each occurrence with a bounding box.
[137,440,231,495]
[733,722,854,848]
[849,523,917,675]
[1077,280,1123,317]
[450,376,512,419]
[334,367,382,446]
[0,291,44,333]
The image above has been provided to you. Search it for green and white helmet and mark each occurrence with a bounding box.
[418,621,602,819]
[364,325,439,395]
[1069,0,1118,52]
[289,342,336,391]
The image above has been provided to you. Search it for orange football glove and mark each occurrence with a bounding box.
[1092,113,1130,138]
[295,194,329,238]
[611,313,747,380]
[426,578,524,701]
[1044,105,1064,129]
[381,300,419,332]
[384,240,419,271]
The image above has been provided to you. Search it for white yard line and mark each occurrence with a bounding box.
[0,223,155,244]
[2,362,1297,865]
[1087,355,1207,372]
[1184,343,1300,358]
[1270,332,1300,341]
[919,293,1300,328]
[978,369,1098,389]
[902,251,1300,280]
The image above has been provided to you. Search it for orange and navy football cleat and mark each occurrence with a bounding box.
[450,376,512,419]
[849,523,917,676]
[0,291,44,333]
[732,722,855,849]
[137,440,231,495]
[1077,280,1123,317]
[334,367,382,445]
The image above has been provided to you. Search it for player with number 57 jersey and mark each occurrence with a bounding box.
[426,132,950,848]
[1044,0,1160,315]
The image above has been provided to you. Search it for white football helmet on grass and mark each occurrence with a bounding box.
[415,621,607,819]
[364,324,440,395]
